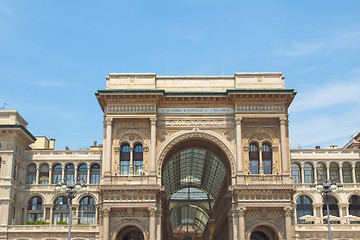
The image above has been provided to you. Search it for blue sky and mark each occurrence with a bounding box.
[0,0,359,150]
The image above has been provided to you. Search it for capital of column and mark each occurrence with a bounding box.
[105,117,113,126]
[150,117,157,125]
[235,117,242,125]
[284,207,292,217]
[149,207,157,217]
[279,117,287,125]
[102,207,111,218]
[239,207,246,217]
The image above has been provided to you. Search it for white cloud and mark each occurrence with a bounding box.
[290,78,360,113]
[275,25,360,56]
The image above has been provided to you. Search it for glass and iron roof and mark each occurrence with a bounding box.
[163,149,226,199]
[163,148,227,234]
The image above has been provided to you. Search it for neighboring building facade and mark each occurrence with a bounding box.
[0,73,359,240]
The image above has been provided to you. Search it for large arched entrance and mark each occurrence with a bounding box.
[117,226,144,240]
[160,136,233,240]
[249,226,278,240]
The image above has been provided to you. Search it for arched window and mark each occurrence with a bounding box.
[77,164,87,183]
[39,164,49,184]
[27,196,43,222]
[323,196,339,224]
[304,163,314,183]
[90,164,100,184]
[349,195,360,223]
[133,144,143,175]
[262,143,272,174]
[120,144,130,175]
[249,143,259,174]
[53,196,69,224]
[316,163,327,183]
[296,195,313,223]
[355,163,360,183]
[52,164,62,184]
[79,196,96,225]
[26,164,37,184]
[330,163,340,183]
[65,164,75,183]
[342,163,353,183]
[291,163,302,184]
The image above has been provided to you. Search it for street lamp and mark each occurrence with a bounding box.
[310,180,343,240]
[55,178,87,240]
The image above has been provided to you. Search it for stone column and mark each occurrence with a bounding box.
[238,207,246,240]
[339,165,343,183]
[105,118,112,175]
[314,165,318,183]
[326,164,330,182]
[36,166,39,184]
[284,207,292,240]
[129,146,134,175]
[150,117,157,174]
[149,207,157,240]
[228,210,234,240]
[87,166,91,184]
[259,145,263,174]
[102,208,110,240]
[74,165,78,181]
[352,164,356,183]
[235,117,243,173]
[49,167,53,184]
[300,165,304,184]
[232,209,238,240]
[156,209,162,240]
[280,117,289,173]
[61,164,65,182]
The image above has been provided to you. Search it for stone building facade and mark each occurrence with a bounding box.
[0,72,359,240]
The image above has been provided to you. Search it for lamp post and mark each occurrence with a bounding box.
[311,180,343,240]
[55,178,87,240]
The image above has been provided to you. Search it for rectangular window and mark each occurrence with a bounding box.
[26,174,36,184]
[133,160,143,175]
[249,160,259,174]
[120,160,130,175]
[90,174,100,184]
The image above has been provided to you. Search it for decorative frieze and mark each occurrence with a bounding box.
[158,107,233,114]
[235,104,285,113]
[108,104,156,113]
[157,120,235,128]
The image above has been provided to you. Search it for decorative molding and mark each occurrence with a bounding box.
[157,120,235,128]
[150,117,157,125]
[235,104,285,113]
[108,104,156,113]
[279,117,287,125]
[148,207,157,217]
[158,107,233,114]
[157,131,236,176]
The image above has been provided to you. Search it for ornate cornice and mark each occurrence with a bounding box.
[108,104,156,114]
[235,104,285,113]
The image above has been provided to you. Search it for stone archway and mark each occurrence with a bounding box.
[158,132,234,240]
[117,226,144,240]
[248,224,282,240]
[111,220,149,240]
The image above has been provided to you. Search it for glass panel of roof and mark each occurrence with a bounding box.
[163,148,226,199]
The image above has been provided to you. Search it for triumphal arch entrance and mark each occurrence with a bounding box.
[96,72,296,240]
